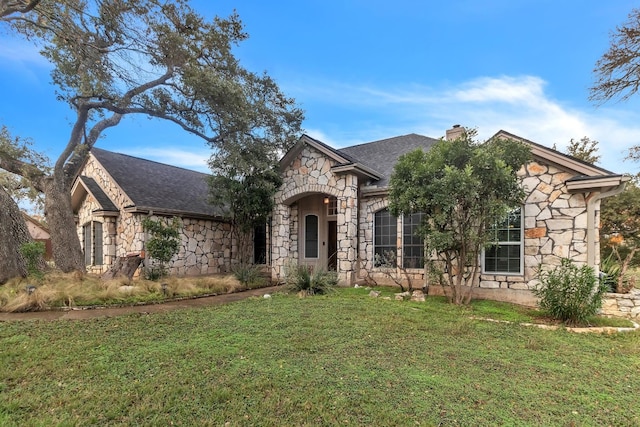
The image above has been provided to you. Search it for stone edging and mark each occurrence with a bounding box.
[470,316,640,334]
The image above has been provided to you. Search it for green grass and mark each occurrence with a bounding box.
[1,288,639,426]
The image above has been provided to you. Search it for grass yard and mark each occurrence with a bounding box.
[1,287,639,426]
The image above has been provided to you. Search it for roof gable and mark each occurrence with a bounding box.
[492,130,614,177]
[71,176,119,215]
[280,133,437,187]
[89,148,223,218]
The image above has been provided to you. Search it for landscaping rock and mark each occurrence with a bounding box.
[411,290,425,302]
[369,290,380,298]
[395,291,410,300]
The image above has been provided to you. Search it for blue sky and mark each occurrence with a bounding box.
[1,0,640,175]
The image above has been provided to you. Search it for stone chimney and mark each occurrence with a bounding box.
[446,124,465,141]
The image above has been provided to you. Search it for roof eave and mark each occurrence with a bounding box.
[493,130,615,176]
[566,175,630,193]
[331,163,382,180]
[279,134,353,172]
[123,206,230,222]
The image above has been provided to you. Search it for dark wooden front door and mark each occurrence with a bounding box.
[327,220,337,271]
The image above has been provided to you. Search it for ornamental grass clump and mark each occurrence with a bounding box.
[533,258,608,326]
[285,263,338,296]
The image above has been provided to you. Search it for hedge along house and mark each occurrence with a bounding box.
[272,127,628,304]
[71,148,237,276]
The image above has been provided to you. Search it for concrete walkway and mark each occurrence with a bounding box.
[0,285,283,322]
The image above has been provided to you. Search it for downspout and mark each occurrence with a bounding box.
[356,181,361,284]
[586,181,628,269]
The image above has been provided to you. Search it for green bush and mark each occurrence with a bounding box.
[19,241,46,279]
[232,264,265,289]
[285,264,338,296]
[142,217,181,280]
[533,258,608,326]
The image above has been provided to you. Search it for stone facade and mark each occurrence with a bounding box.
[75,155,234,276]
[272,145,359,284]
[272,136,611,304]
[479,160,593,291]
[602,290,640,319]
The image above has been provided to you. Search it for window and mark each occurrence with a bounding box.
[82,221,103,266]
[254,224,267,264]
[403,213,424,269]
[93,222,103,266]
[327,196,338,216]
[484,208,522,274]
[374,209,397,266]
[304,214,319,258]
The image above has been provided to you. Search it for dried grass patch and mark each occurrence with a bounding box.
[0,272,252,312]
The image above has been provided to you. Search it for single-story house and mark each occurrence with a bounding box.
[72,126,627,303]
[71,147,234,276]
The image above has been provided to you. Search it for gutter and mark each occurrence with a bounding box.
[586,178,630,268]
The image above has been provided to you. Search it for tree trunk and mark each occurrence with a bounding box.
[43,176,85,273]
[102,256,142,281]
[0,186,31,283]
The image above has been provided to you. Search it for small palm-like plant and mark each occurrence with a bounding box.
[285,263,338,296]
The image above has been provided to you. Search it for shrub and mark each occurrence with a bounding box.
[142,217,181,280]
[285,263,338,296]
[19,241,46,279]
[533,258,608,326]
[232,264,265,289]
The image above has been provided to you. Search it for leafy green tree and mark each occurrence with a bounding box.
[389,130,530,305]
[600,182,640,292]
[0,0,303,273]
[209,140,285,264]
[565,137,601,164]
[142,217,181,279]
[590,7,640,104]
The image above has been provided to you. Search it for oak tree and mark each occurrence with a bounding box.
[0,0,303,274]
[590,7,640,104]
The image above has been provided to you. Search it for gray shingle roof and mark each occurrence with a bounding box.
[90,147,222,218]
[78,176,118,212]
[338,133,438,186]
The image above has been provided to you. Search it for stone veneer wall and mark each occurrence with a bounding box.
[355,160,598,292]
[272,145,359,284]
[77,155,234,276]
[602,290,640,319]
[479,160,593,291]
[144,216,233,276]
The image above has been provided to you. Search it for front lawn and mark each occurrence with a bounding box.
[1,288,638,426]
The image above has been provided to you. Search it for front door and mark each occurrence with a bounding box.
[327,220,337,271]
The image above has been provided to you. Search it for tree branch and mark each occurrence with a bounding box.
[0,152,46,192]
[0,0,42,19]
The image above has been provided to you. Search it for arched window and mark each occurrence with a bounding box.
[374,209,397,266]
[304,214,319,258]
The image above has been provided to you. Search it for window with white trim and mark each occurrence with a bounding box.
[374,209,397,266]
[484,208,522,274]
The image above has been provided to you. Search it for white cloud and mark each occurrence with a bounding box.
[295,75,640,174]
